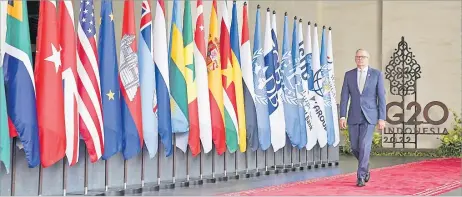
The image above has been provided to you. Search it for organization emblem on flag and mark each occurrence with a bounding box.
[119,34,140,101]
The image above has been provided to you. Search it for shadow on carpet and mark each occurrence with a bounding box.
[220,157,461,196]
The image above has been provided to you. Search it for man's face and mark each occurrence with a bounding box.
[355,50,369,67]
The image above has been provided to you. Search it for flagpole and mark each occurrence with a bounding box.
[306,148,309,168]
[38,164,42,196]
[84,146,88,195]
[141,147,145,187]
[63,158,67,196]
[105,160,108,191]
[245,149,249,177]
[186,149,190,184]
[211,146,216,182]
[199,148,203,181]
[282,148,286,172]
[157,139,161,189]
[255,149,259,176]
[300,149,304,170]
[273,151,276,173]
[290,146,295,171]
[123,159,127,190]
[264,149,268,174]
[172,134,176,187]
[314,146,318,168]
[314,144,319,168]
[10,139,16,196]
[223,150,227,180]
[320,145,324,167]
[234,152,238,177]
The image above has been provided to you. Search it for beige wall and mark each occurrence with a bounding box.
[68,0,460,149]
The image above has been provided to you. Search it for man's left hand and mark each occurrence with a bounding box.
[378,119,385,130]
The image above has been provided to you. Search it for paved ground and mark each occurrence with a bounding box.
[125,155,460,196]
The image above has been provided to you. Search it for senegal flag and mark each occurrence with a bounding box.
[183,0,200,156]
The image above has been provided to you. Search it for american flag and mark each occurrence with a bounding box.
[77,0,104,163]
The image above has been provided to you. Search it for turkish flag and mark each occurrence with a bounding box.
[34,0,66,168]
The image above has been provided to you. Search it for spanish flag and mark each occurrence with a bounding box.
[206,0,225,155]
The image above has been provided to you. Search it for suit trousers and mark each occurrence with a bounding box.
[348,111,375,179]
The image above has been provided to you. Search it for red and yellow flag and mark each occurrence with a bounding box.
[206,0,225,155]
[219,0,238,153]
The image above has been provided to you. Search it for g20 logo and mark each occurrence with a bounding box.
[386,101,449,125]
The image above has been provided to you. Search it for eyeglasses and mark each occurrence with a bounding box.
[355,56,368,59]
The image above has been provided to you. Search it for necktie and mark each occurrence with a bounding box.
[359,70,365,93]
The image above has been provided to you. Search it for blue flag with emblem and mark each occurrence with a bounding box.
[265,9,286,152]
[320,27,335,146]
[281,14,300,147]
[252,7,271,151]
[296,20,308,149]
[98,0,123,160]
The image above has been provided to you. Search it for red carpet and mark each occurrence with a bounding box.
[222,158,461,196]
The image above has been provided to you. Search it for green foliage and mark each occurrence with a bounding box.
[436,111,462,157]
[370,149,439,157]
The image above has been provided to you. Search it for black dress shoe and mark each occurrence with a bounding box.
[365,172,370,182]
[357,178,365,187]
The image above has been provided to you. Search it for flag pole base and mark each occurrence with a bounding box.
[307,165,312,170]
[233,174,240,180]
[122,184,142,195]
[97,187,125,196]
[187,179,203,185]
[283,168,289,173]
[218,176,228,182]
[314,164,319,168]
[274,169,280,174]
[254,171,261,177]
[328,162,333,167]
[335,161,339,166]
[141,184,160,192]
[244,173,251,178]
[179,181,189,187]
[298,166,305,171]
[206,178,216,183]
[321,163,326,168]
[264,170,270,175]
[166,183,175,189]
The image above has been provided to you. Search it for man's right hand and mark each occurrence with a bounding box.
[339,119,347,129]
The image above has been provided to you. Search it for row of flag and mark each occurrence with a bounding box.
[0,0,340,174]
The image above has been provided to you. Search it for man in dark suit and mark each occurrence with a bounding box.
[339,49,386,187]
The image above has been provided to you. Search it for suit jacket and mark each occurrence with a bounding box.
[340,66,386,125]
